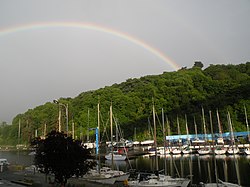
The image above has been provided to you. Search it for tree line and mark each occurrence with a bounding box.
[0,62,249,145]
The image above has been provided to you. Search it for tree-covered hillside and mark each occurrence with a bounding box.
[0,62,249,145]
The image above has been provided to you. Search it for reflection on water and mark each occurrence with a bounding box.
[1,151,250,186]
[0,150,34,166]
[104,154,250,186]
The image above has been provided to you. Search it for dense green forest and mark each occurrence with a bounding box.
[0,62,249,146]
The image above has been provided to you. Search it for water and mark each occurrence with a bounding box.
[1,151,250,186]
[105,154,250,186]
[0,150,34,166]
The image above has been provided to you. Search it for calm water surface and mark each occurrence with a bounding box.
[1,151,250,186]
[105,154,250,186]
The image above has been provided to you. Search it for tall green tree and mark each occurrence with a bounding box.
[193,61,204,69]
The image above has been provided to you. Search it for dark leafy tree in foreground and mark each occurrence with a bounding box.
[32,130,95,186]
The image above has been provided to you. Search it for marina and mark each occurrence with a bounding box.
[0,150,250,186]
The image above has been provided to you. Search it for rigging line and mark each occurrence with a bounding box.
[155,112,163,132]
[147,117,154,139]
[100,116,110,143]
[112,116,123,141]
[99,108,110,143]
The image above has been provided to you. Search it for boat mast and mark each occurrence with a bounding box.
[209,111,218,185]
[72,121,75,139]
[152,102,159,173]
[185,114,190,145]
[194,116,198,140]
[97,100,101,173]
[97,100,100,151]
[134,127,136,141]
[202,107,207,142]
[216,109,223,138]
[244,104,250,142]
[44,123,47,137]
[58,106,61,132]
[166,116,173,176]
[87,108,90,142]
[166,116,171,147]
[18,119,21,145]
[162,108,167,175]
[110,103,114,168]
[177,115,181,146]
[227,111,235,145]
[227,111,241,185]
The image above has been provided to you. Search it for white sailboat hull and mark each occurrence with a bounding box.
[82,167,129,184]
[171,149,182,155]
[214,148,226,155]
[198,148,211,155]
[182,149,193,154]
[158,148,170,155]
[82,174,117,184]
[82,177,116,184]
[244,148,250,155]
[115,173,130,182]
[105,153,127,161]
[227,148,239,154]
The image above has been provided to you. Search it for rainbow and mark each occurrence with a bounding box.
[0,22,180,70]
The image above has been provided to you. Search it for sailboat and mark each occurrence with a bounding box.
[83,109,96,149]
[159,109,170,155]
[191,116,205,144]
[105,104,127,161]
[226,111,239,155]
[171,116,182,155]
[128,103,190,187]
[82,102,129,184]
[82,127,119,185]
[214,110,226,155]
[244,148,250,155]
[182,115,193,154]
[244,105,250,155]
[198,107,211,155]
[199,111,241,187]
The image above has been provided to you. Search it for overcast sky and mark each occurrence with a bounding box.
[0,0,249,123]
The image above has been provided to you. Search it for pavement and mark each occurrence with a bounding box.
[0,165,125,187]
[0,168,48,187]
